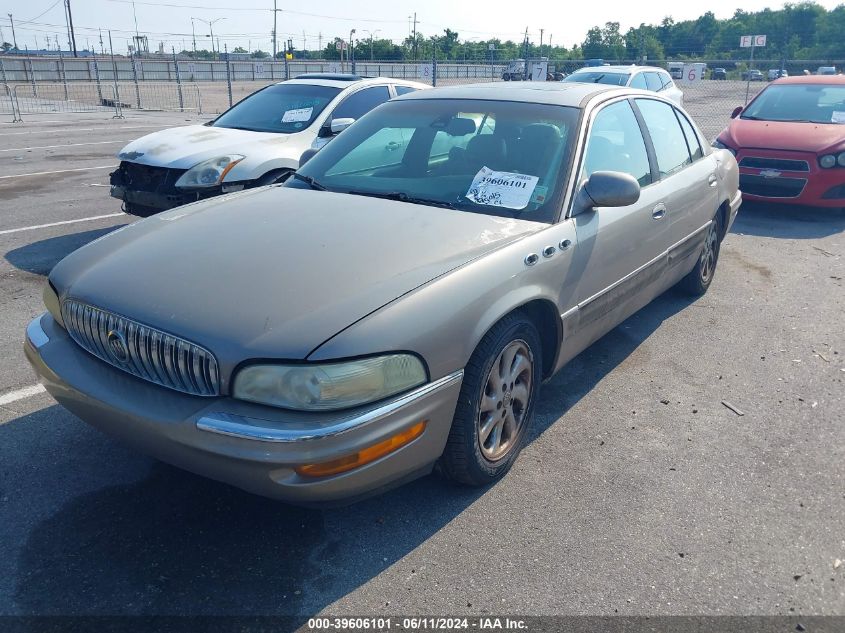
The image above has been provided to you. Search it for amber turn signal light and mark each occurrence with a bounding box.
[295,420,427,478]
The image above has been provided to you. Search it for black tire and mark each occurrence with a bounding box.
[678,210,723,296]
[502,74,511,81]
[255,169,293,187]
[438,312,542,486]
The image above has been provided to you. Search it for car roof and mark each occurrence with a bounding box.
[280,76,429,89]
[395,81,632,108]
[571,65,668,74]
[773,75,845,85]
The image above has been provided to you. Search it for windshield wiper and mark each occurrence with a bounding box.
[292,172,327,191]
[346,190,457,209]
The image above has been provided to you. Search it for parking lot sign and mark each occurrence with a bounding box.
[740,35,766,47]
[681,63,706,84]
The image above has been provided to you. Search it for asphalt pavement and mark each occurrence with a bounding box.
[0,110,843,623]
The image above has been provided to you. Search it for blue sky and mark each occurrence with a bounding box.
[3,0,843,53]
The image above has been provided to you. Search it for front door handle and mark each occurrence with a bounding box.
[708,174,718,187]
[652,204,667,220]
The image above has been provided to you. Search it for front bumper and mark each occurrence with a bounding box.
[737,150,845,207]
[25,313,463,504]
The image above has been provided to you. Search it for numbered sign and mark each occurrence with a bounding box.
[187,62,196,75]
[681,63,706,84]
[417,63,433,80]
[328,62,341,73]
[254,62,265,76]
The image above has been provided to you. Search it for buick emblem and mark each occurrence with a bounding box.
[107,330,129,363]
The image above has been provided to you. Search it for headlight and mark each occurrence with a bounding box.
[819,154,836,169]
[711,139,736,156]
[175,154,245,189]
[233,354,428,411]
[838,152,845,167]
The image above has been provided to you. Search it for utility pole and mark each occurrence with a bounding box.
[99,29,105,55]
[540,29,544,57]
[318,32,322,56]
[412,13,417,62]
[65,0,78,57]
[272,0,278,60]
[302,30,306,55]
[8,13,19,51]
[190,18,196,54]
[131,0,140,57]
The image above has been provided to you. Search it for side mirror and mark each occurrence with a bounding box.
[330,117,355,135]
[299,148,319,168]
[572,171,640,216]
[731,106,743,119]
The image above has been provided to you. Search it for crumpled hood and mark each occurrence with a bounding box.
[117,125,302,169]
[50,187,541,374]
[725,119,845,154]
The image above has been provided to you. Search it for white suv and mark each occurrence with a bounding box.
[563,65,684,107]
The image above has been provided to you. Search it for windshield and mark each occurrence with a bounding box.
[741,84,845,124]
[212,83,341,133]
[563,71,630,86]
[287,98,580,223]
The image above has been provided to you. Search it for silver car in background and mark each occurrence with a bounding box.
[26,82,740,504]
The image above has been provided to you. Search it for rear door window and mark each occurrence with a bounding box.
[644,72,663,92]
[635,98,692,177]
[330,86,392,121]
[675,110,703,161]
[630,73,648,90]
[394,85,419,96]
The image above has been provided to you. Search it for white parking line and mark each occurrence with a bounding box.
[0,125,167,137]
[0,213,125,236]
[0,165,116,180]
[0,140,129,153]
[0,384,46,407]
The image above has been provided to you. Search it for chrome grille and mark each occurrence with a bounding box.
[61,300,219,396]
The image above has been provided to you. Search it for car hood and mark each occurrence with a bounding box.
[725,119,845,153]
[117,125,306,169]
[50,187,542,373]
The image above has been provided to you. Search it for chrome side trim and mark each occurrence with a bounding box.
[26,313,49,349]
[196,369,465,443]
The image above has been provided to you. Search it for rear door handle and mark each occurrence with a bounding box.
[652,204,667,220]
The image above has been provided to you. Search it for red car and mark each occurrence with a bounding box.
[713,75,845,207]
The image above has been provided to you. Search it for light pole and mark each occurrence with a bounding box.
[349,28,356,68]
[363,29,380,60]
[190,18,197,54]
[194,17,225,59]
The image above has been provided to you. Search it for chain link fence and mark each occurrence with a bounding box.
[0,53,831,137]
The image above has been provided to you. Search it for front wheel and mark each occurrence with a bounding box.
[678,211,723,296]
[438,313,542,486]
